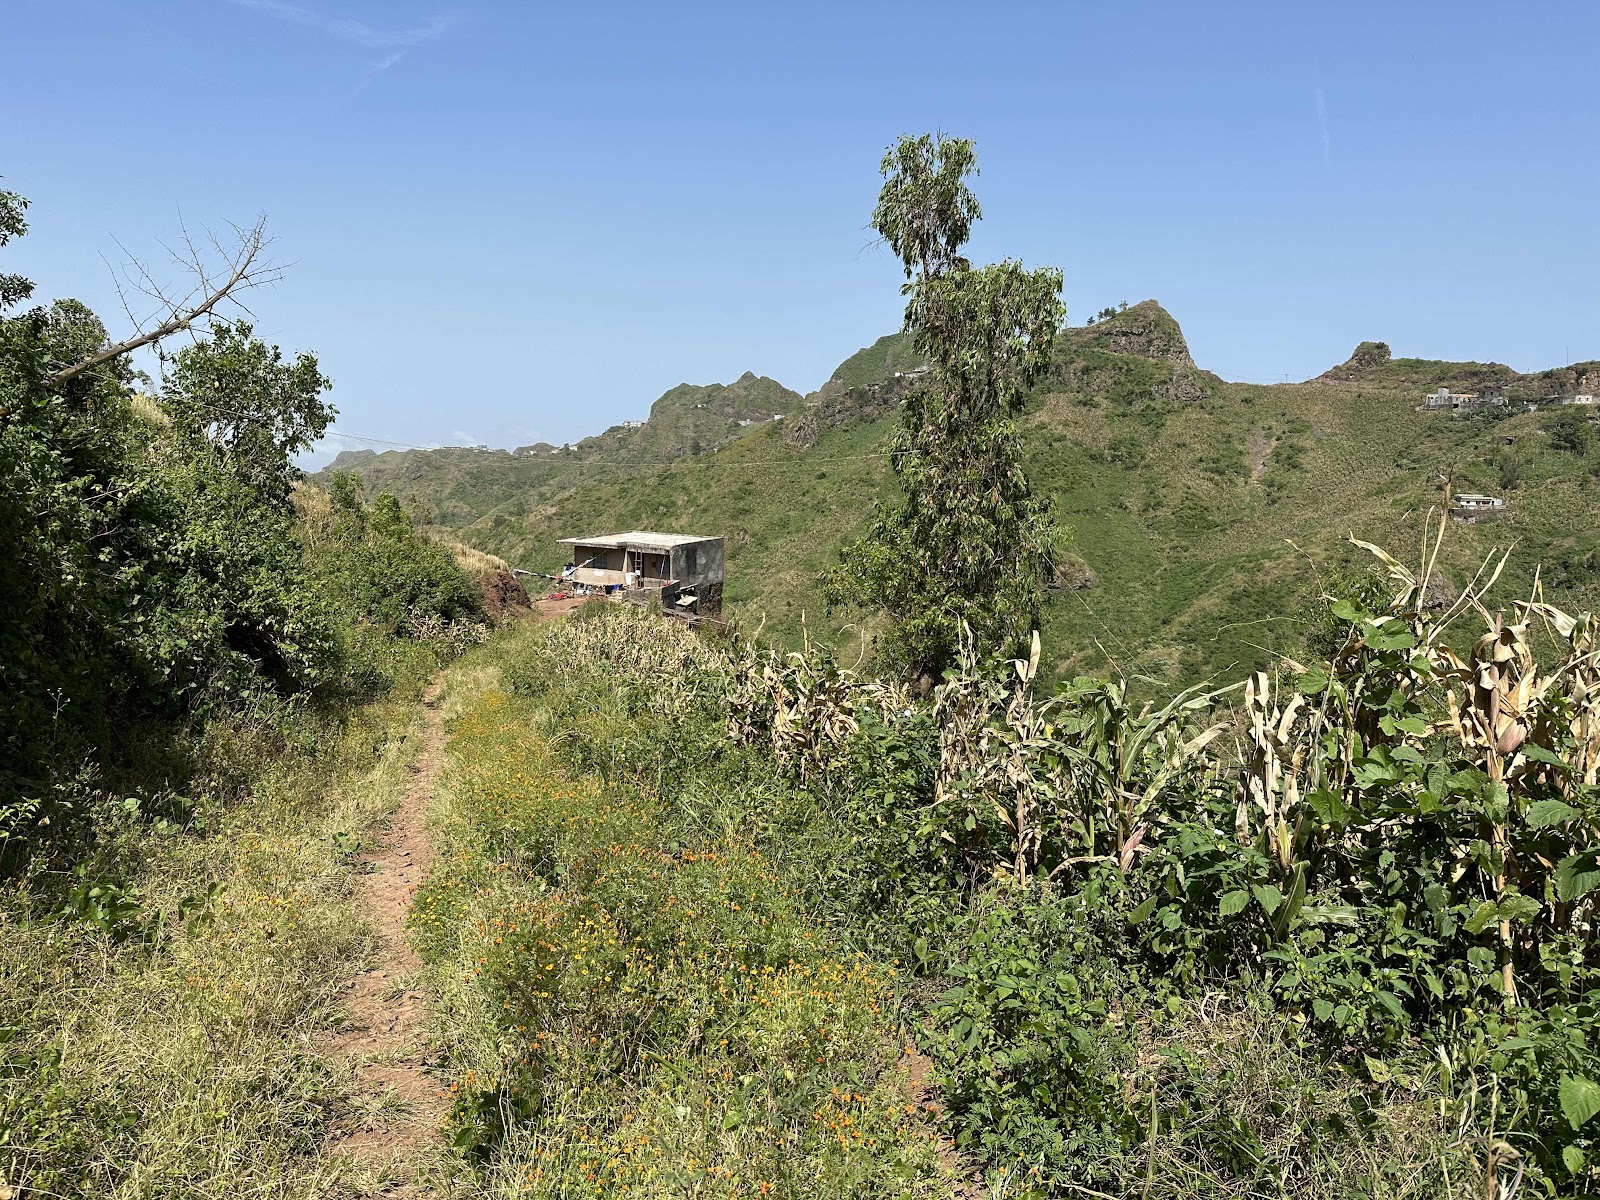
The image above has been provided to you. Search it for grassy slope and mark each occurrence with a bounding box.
[326,321,1600,687]
[0,649,442,1197]
[315,374,805,530]
[1029,379,1600,683]
[419,619,953,1198]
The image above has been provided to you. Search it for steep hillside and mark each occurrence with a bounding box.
[311,372,802,527]
[321,308,1600,685]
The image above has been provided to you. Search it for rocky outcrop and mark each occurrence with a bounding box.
[783,373,916,449]
[1318,341,1392,382]
[324,448,378,471]
[1078,300,1198,369]
[1050,555,1099,592]
[1055,301,1213,406]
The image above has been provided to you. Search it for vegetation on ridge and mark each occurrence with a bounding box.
[327,310,1600,695]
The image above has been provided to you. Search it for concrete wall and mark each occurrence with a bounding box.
[570,544,625,572]
[670,539,724,589]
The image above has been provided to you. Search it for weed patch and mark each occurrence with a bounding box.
[416,664,954,1197]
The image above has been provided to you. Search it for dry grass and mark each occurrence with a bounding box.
[439,538,513,580]
[0,680,436,1197]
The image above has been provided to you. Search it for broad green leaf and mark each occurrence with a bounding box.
[1298,904,1360,926]
[1523,742,1574,771]
[1497,893,1542,924]
[1463,900,1498,935]
[1218,889,1249,918]
[1522,743,1570,769]
[1556,850,1600,903]
[1298,666,1329,695]
[1564,1145,1587,1175]
[1527,798,1581,827]
[1252,884,1284,916]
[1126,894,1157,925]
[1561,1075,1600,1130]
[1274,862,1308,939]
[1364,621,1416,651]
[1305,788,1354,826]
[1329,599,1363,623]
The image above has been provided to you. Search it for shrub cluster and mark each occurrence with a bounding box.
[0,185,485,866]
[720,528,1600,1193]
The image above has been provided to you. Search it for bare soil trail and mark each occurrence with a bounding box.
[326,676,448,1196]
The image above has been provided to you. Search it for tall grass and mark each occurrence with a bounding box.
[415,622,958,1198]
[0,657,438,1197]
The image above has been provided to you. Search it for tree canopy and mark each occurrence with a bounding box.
[827,134,1065,681]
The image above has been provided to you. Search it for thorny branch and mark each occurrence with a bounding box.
[43,216,281,390]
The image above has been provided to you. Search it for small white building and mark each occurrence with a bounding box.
[1452,493,1506,511]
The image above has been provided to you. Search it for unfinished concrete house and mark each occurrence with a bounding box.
[558,531,724,616]
[1450,493,1507,522]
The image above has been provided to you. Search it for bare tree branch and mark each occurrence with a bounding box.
[44,217,282,391]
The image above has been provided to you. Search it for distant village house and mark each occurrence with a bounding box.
[1450,492,1507,522]
[559,531,724,616]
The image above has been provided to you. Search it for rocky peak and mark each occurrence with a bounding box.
[1078,300,1196,368]
[1318,341,1392,382]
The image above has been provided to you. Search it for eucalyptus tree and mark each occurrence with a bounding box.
[827,134,1065,682]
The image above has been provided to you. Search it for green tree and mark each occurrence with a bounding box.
[0,189,342,846]
[826,135,1065,681]
[161,321,333,504]
[1547,409,1593,456]
[1498,450,1523,491]
[308,473,481,635]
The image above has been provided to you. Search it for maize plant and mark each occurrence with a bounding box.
[725,630,901,784]
[929,628,1059,883]
[1049,672,1229,877]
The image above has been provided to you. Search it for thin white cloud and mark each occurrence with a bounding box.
[225,0,461,50]
[355,50,408,91]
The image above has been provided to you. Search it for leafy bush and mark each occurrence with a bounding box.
[416,657,947,1196]
[1,224,342,851]
[710,520,1600,1192]
[306,474,481,637]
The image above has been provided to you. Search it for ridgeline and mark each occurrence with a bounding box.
[317,303,1600,685]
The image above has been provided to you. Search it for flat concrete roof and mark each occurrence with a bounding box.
[559,531,720,551]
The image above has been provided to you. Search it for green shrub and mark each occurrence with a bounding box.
[307,476,481,636]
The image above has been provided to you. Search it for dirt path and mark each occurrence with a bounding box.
[327,676,448,1196]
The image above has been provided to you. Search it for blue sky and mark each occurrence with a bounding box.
[7,1,1598,461]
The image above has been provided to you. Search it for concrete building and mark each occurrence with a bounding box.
[1420,387,1508,414]
[1451,493,1507,522]
[558,531,724,616]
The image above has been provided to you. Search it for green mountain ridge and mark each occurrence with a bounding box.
[316,302,1600,685]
